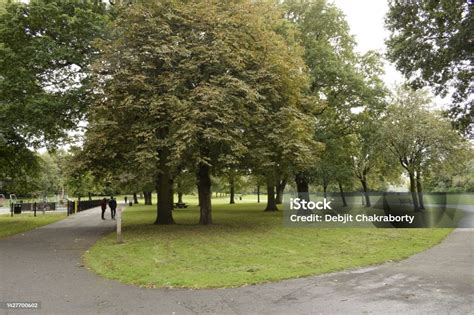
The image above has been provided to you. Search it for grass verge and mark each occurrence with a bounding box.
[0,212,66,239]
[84,202,452,289]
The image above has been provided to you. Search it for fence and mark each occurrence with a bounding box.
[9,201,57,216]
[7,199,103,216]
[18,202,56,211]
[66,199,103,215]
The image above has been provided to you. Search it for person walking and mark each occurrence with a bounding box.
[100,198,107,220]
[108,196,117,220]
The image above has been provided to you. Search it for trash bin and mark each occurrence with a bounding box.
[128,201,133,206]
[14,204,22,214]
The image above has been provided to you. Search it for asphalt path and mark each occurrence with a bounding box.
[0,207,472,315]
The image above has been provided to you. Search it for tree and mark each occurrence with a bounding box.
[248,175,266,203]
[383,86,466,211]
[86,1,193,225]
[217,169,247,204]
[0,132,39,194]
[35,153,62,198]
[0,0,109,186]
[166,1,315,218]
[236,2,320,211]
[349,122,385,208]
[62,147,102,200]
[423,147,473,192]
[86,1,309,224]
[385,0,473,133]
[0,0,109,146]
[284,1,388,200]
[311,134,354,205]
[174,171,195,204]
[250,104,319,211]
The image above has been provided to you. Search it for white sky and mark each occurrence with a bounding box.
[332,0,449,109]
[331,0,403,88]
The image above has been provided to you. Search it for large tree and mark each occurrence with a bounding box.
[0,0,109,145]
[169,1,317,218]
[383,86,466,211]
[0,0,109,186]
[284,1,388,199]
[385,0,473,134]
[242,15,318,211]
[349,116,387,207]
[85,0,309,224]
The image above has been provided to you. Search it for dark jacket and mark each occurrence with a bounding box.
[108,199,117,210]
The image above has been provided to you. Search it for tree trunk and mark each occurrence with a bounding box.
[154,167,174,225]
[229,176,235,204]
[88,192,92,201]
[197,164,212,225]
[257,185,260,203]
[169,178,174,209]
[275,179,286,204]
[338,181,347,207]
[264,180,278,211]
[144,191,152,205]
[133,192,138,204]
[295,172,310,202]
[361,179,371,207]
[416,171,424,210]
[409,172,420,212]
[323,184,328,200]
[178,192,183,204]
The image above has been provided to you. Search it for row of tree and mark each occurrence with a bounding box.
[79,0,388,224]
[1,0,471,225]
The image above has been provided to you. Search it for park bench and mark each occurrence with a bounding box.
[174,202,188,209]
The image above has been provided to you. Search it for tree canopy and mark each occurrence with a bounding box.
[0,0,109,187]
[385,0,473,134]
[2,0,471,221]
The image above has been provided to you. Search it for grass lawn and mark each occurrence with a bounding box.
[84,200,452,289]
[0,212,66,239]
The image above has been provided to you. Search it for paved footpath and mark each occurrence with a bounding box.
[0,207,473,315]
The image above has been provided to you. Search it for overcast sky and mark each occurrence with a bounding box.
[332,0,450,110]
[331,0,404,89]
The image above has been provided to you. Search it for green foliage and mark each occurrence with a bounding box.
[382,85,468,189]
[349,109,400,192]
[423,143,474,192]
[60,147,103,198]
[1,151,64,197]
[283,0,389,192]
[34,153,61,196]
[0,0,109,146]
[84,0,318,223]
[385,0,473,132]
[175,171,196,196]
[0,133,39,193]
[0,0,109,186]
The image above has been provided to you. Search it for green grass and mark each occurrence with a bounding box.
[84,202,452,289]
[0,212,66,239]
